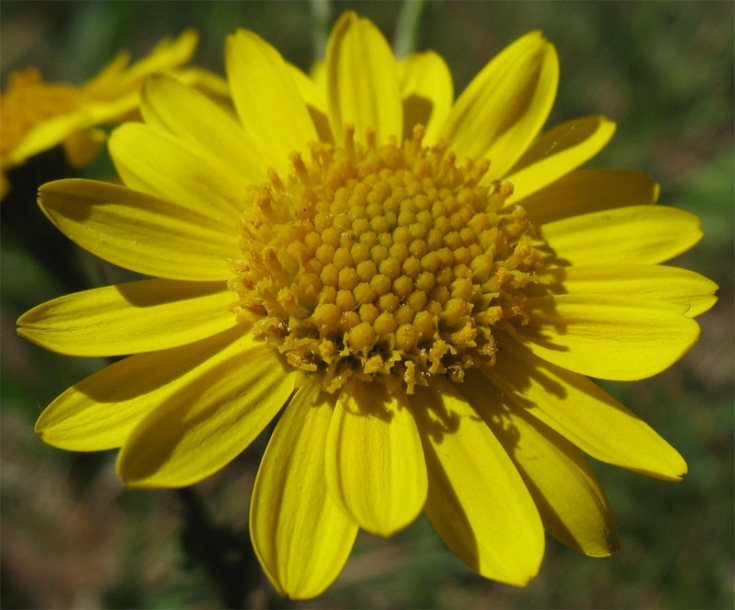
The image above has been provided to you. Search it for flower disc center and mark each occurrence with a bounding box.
[229,126,544,393]
[1,68,80,157]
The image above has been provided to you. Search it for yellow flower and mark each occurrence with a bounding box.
[0,29,207,200]
[18,12,717,599]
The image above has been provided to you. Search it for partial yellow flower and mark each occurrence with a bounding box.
[0,29,209,200]
[18,12,718,600]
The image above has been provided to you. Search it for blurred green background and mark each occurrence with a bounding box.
[1,1,733,608]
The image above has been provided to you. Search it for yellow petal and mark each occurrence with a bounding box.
[35,327,243,452]
[140,75,266,183]
[251,384,358,600]
[520,168,659,225]
[506,116,617,202]
[80,49,131,93]
[326,12,402,145]
[397,51,453,144]
[39,179,238,281]
[511,294,700,380]
[7,111,94,165]
[541,205,704,265]
[461,372,619,557]
[62,128,105,168]
[308,59,327,98]
[488,337,688,480]
[105,29,199,91]
[415,379,544,586]
[18,279,235,356]
[440,31,558,179]
[117,335,296,487]
[535,264,719,318]
[226,29,317,172]
[109,122,246,219]
[325,379,427,536]
[287,62,333,143]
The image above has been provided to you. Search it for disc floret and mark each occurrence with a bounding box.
[229,126,544,393]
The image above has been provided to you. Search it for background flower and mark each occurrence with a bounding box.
[1,2,732,609]
[0,30,205,200]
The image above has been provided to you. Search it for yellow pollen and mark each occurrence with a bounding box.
[229,125,544,393]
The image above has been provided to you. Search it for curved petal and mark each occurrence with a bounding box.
[308,59,327,97]
[35,327,244,452]
[8,111,96,165]
[117,335,296,487]
[109,122,246,220]
[520,169,659,225]
[326,11,402,145]
[509,294,700,380]
[541,205,704,266]
[488,337,688,480]
[62,128,106,168]
[39,179,238,281]
[140,75,266,183]
[325,379,427,536]
[534,264,719,318]
[461,372,619,557]
[226,29,317,172]
[104,29,199,91]
[397,51,453,144]
[440,31,558,179]
[18,279,235,357]
[287,62,333,144]
[251,384,358,600]
[415,379,544,586]
[79,49,131,94]
[505,116,617,202]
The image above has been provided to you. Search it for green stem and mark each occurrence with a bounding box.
[310,0,331,61]
[393,0,426,58]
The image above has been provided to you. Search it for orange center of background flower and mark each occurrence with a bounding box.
[229,126,544,393]
[0,68,80,159]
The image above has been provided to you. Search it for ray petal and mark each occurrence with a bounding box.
[326,12,402,145]
[226,29,317,172]
[520,168,659,225]
[140,75,266,183]
[117,335,296,487]
[251,384,358,600]
[505,116,616,202]
[533,264,718,318]
[415,379,544,586]
[39,179,238,281]
[398,51,453,144]
[325,379,427,536]
[487,336,688,480]
[35,327,244,452]
[440,31,558,179]
[461,372,619,557]
[541,205,704,266]
[509,294,700,380]
[18,279,235,356]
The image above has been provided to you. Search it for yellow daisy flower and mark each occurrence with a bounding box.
[18,12,718,599]
[0,29,212,200]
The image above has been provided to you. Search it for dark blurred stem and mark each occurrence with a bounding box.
[393,0,425,58]
[310,0,331,60]
[176,487,262,609]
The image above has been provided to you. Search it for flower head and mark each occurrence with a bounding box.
[18,12,718,599]
[0,29,212,199]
